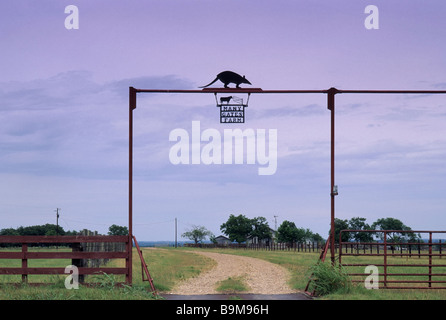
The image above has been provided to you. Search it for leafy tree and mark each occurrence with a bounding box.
[182,225,213,244]
[301,228,325,243]
[250,216,272,241]
[0,228,19,236]
[332,218,350,243]
[278,222,324,244]
[277,220,300,244]
[220,214,253,243]
[16,224,65,236]
[348,217,373,242]
[310,232,325,243]
[371,217,420,243]
[108,224,129,236]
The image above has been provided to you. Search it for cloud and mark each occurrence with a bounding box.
[0,71,196,179]
[109,75,195,95]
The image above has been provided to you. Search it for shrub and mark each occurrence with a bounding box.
[307,262,352,296]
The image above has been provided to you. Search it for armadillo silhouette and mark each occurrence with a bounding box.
[199,71,252,88]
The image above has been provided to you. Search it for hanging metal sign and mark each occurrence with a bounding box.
[214,93,250,123]
[198,70,254,124]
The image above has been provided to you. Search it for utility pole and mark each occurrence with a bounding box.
[175,218,177,248]
[55,208,61,250]
[273,215,278,244]
[55,208,61,235]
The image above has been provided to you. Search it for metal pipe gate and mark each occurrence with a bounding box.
[339,230,446,289]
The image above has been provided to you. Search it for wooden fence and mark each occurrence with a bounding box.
[184,242,324,252]
[78,230,127,268]
[0,235,131,285]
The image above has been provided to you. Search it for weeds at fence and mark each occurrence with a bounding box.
[307,261,352,296]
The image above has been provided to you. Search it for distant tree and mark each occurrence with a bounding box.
[371,217,420,243]
[209,234,217,244]
[301,228,324,243]
[348,217,373,242]
[0,228,19,236]
[331,218,350,243]
[250,216,272,241]
[108,224,128,236]
[182,225,213,244]
[220,214,252,243]
[16,224,65,236]
[278,222,324,244]
[311,232,324,243]
[277,220,300,244]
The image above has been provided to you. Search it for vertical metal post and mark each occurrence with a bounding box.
[327,88,338,264]
[429,231,433,288]
[383,231,387,288]
[338,231,343,266]
[128,87,137,285]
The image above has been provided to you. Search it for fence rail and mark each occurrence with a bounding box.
[0,235,130,285]
[184,242,324,252]
[339,230,446,289]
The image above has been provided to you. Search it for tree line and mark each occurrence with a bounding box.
[182,214,324,245]
[0,224,128,246]
[334,217,421,243]
[182,215,422,245]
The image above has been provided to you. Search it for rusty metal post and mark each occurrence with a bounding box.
[383,231,387,288]
[429,231,433,288]
[338,230,343,265]
[327,88,338,264]
[127,87,137,285]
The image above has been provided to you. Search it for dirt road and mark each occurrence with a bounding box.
[168,251,299,295]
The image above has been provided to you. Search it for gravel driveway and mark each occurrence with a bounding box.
[168,251,298,295]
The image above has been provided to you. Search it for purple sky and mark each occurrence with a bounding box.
[1,1,446,241]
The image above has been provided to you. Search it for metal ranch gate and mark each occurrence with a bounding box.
[339,230,446,289]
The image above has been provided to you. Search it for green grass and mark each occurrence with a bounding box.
[216,276,249,293]
[134,247,215,291]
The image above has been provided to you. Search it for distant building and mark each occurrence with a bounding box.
[247,228,277,246]
[214,235,231,245]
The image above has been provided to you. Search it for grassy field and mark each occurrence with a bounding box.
[1,246,446,300]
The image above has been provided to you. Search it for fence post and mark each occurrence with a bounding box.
[429,232,433,288]
[21,243,28,284]
[72,243,84,284]
[383,231,387,288]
